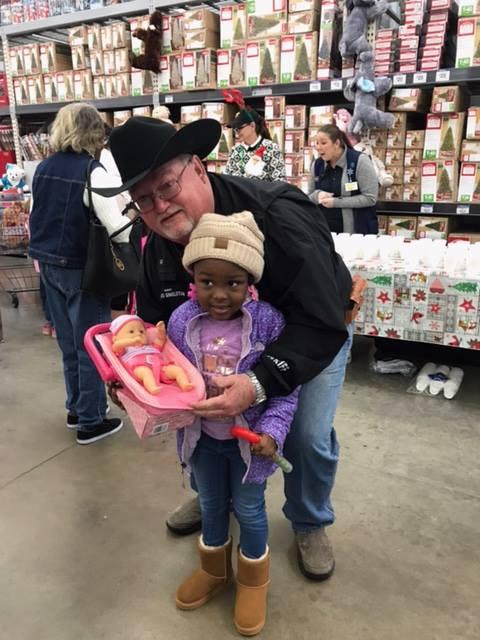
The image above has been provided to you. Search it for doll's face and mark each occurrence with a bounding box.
[193,259,250,321]
[114,320,148,345]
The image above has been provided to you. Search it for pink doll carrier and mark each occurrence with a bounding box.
[84,323,205,438]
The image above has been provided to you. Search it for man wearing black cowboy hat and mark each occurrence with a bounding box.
[96,116,353,582]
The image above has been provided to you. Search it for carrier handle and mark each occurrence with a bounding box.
[84,323,117,383]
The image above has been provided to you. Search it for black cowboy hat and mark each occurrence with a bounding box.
[93,116,221,197]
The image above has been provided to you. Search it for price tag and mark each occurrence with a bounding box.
[309,81,321,92]
[252,87,272,96]
[420,204,433,213]
[456,205,470,214]
[413,72,427,84]
[435,69,450,82]
[164,95,174,103]
[393,74,406,86]
[330,79,343,91]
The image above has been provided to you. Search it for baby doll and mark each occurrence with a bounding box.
[111,314,193,394]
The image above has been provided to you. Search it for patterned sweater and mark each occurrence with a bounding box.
[224,138,286,182]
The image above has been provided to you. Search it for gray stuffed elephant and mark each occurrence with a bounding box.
[344,51,394,135]
[339,0,388,57]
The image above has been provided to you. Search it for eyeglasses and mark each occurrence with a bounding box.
[233,124,249,134]
[132,157,192,214]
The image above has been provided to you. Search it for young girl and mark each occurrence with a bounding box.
[167,211,298,636]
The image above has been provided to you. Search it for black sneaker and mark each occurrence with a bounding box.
[67,404,110,429]
[76,418,123,445]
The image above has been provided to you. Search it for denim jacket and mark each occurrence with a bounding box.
[167,298,299,484]
[29,151,101,269]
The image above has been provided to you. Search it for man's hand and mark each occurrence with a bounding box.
[251,434,277,458]
[191,374,255,418]
[107,381,125,411]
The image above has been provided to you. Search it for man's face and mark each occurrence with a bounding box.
[130,156,214,245]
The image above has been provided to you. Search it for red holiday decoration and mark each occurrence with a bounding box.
[413,289,427,302]
[448,335,460,347]
[468,338,480,350]
[385,328,400,339]
[459,299,476,313]
[430,303,441,314]
[377,291,391,304]
[411,310,424,324]
[367,325,379,336]
[429,277,445,294]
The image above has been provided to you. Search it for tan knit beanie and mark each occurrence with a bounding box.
[182,211,265,283]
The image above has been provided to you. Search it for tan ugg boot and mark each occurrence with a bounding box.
[234,547,270,636]
[176,536,233,610]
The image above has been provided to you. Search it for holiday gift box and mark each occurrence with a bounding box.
[284,130,305,153]
[101,24,113,50]
[288,0,321,11]
[68,25,88,46]
[40,43,72,73]
[13,77,29,105]
[303,147,316,173]
[284,153,304,177]
[128,16,150,55]
[43,73,56,102]
[266,119,285,150]
[316,0,340,79]
[404,166,422,184]
[403,184,421,201]
[103,51,116,75]
[280,32,317,82]
[181,105,202,124]
[416,216,449,239]
[386,130,406,149]
[116,73,131,97]
[208,126,234,160]
[466,107,480,139]
[169,53,184,91]
[217,47,246,88]
[309,105,335,126]
[27,75,44,104]
[285,105,307,129]
[77,70,94,100]
[23,44,41,75]
[265,95,285,120]
[388,216,417,237]
[369,130,388,148]
[114,49,131,74]
[9,47,24,76]
[391,112,407,135]
[185,29,220,50]
[93,75,106,99]
[458,162,480,201]
[423,113,465,160]
[160,13,173,53]
[202,102,236,124]
[455,17,480,67]
[71,45,89,70]
[405,149,423,166]
[431,86,467,114]
[112,22,129,49]
[171,14,186,51]
[220,4,247,48]
[377,215,388,235]
[385,148,405,166]
[87,24,102,51]
[287,10,319,33]
[406,129,425,149]
[456,0,480,16]
[421,160,458,202]
[132,106,152,117]
[105,76,119,99]
[381,185,404,201]
[246,38,280,85]
[461,139,480,161]
[183,8,219,31]
[195,49,217,89]
[133,69,154,95]
[90,50,104,76]
[389,88,429,112]
[206,161,227,174]
[113,110,132,128]
[182,52,196,89]
[55,71,74,102]
[390,166,405,185]
[246,0,288,38]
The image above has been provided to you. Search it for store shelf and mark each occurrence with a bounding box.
[377,201,480,217]
[0,94,154,116]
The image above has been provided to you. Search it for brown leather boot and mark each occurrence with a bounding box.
[175,536,233,610]
[234,547,270,636]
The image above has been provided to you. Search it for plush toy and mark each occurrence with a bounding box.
[1,163,28,192]
[129,10,163,73]
[344,51,394,135]
[151,105,173,124]
[111,315,194,395]
[339,0,388,57]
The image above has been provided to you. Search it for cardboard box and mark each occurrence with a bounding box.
[208,126,234,160]
[385,148,405,166]
[90,50,104,76]
[220,4,247,48]
[56,71,74,102]
[303,146,316,173]
[169,53,184,91]
[73,70,93,100]
[9,47,24,76]
[387,130,407,148]
[431,86,467,114]
[183,8,219,31]
[421,160,458,202]
[388,215,417,237]
[171,14,186,51]
[27,75,44,104]
[217,47,246,88]
[201,102,236,124]
[378,215,388,235]
[101,24,113,50]
[458,162,480,201]
[116,73,131,97]
[390,166,404,184]
[266,119,285,150]
[288,0,321,11]
[391,112,407,135]
[285,153,304,177]
[309,105,335,126]
[448,230,480,243]
[403,185,421,201]
[105,76,119,99]
[69,25,88,46]
[389,88,428,111]
[316,0,340,79]
[247,0,288,38]
[93,75,106,99]
[280,32,317,82]
[112,22,129,49]
[206,160,227,174]
[461,139,480,161]
[113,110,132,128]
[284,130,305,153]
[40,43,72,74]
[467,107,480,139]
[287,10,319,33]
[405,149,423,166]
[416,216,449,239]
[455,17,480,67]
[43,73,56,102]
[158,56,171,93]
[185,29,219,50]
[13,77,29,104]
[423,113,465,160]
[103,51,116,75]
[181,104,202,124]
[285,105,307,129]
[71,45,89,70]
[457,0,480,17]
[131,69,154,95]
[115,48,131,73]
[382,185,404,201]
[370,129,388,148]
[406,130,425,149]
[128,16,150,55]
[23,44,41,75]
[87,24,102,51]
[265,95,285,120]
[403,166,421,184]
[181,51,196,90]
[195,49,217,89]
[246,39,280,85]
[132,106,152,117]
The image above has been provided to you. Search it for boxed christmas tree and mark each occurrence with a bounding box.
[389,88,429,111]
[266,119,285,150]
[71,45,89,70]
[466,107,480,138]
[406,130,425,149]
[403,184,421,201]
[103,51,116,75]
[461,139,480,161]
[385,148,405,166]
[128,16,150,55]
[416,216,449,239]
[309,105,335,126]
[217,47,246,88]
[431,86,467,113]
[382,185,404,201]
[87,24,101,51]
[202,102,236,123]
[73,70,93,100]
[171,14,186,51]
[246,0,288,38]
[93,76,106,99]
[369,129,388,148]
[170,53,184,91]
[185,30,220,50]
[455,17,480,67]
[105,76,119,99]
[457,162,480,201]
[40,42,72,73]
[421,160,458,202]
[112,22,130,50]
[183,8,219,31]
[181,105,202,124]
[158,56,171,93]
[388,216,417,238]
[285,130,305,153]
[285,153,304,177]
[303,147,316,173]
[116,73,131,97]
[101,24,113,50]
[42,74,56,102]
[405,148,423,166]
[280,32,317,82]
[9,47,24,76]
[246,39,280,85]
[288,0,321,11]
[115,49,130,74]
[131,70,153,95]
[27,75,44,104]
[265,96,285,119]
[404,166,421,184]
[181,52,196,90]
[391,112,407,135]
[23,45,41,75]
[132,106,152,117]
[456,0,480,16]
[287,10,319,33]
[316,0,341,79]
[220,4,247,48]
[56,71,74,102]
[377,215,388,235]
[208,127,234,160]
[423,113,465,160]
[386,130,406,148]
[13,78,29,105]
[285,105,307,129]
[69,25,88,46]
[195,49,217,89]
[206,161,227,174]
[287,176,310,193]
[390,166,405,184]
[90,50,104,75]
[113,110,132,127]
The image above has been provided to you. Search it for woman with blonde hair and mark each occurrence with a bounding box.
[29,102,131,445]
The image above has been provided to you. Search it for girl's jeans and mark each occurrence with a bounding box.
[190,432,268,559]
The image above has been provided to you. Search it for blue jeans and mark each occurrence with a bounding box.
[282,324,353,532]
[190,433,268,559]
[40,263,110,431]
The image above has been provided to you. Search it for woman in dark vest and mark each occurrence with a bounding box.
[29,103,131,445]
[308,124,378,235]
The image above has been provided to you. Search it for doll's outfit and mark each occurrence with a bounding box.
[119,345,175,385]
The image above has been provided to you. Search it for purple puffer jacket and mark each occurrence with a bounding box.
[167,298,299,484]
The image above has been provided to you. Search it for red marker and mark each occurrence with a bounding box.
[231,427,293,473]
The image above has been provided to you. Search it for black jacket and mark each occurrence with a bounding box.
[137,173,352,397]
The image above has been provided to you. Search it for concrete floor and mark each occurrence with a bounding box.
[1,293,479,640]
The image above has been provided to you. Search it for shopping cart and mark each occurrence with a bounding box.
[0,256,40,308]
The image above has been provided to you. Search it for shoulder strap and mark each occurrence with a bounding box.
[345,147,360,183]
[314,156,325,179]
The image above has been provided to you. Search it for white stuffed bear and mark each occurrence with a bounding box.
[1,163,28,192]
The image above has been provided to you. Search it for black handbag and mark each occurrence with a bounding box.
[81,159,142,298]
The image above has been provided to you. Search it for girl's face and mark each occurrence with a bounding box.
[234,121,257,146]
[193,259,250,321]
[315,132,342,163]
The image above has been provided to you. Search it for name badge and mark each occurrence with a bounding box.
[345,181,358,192]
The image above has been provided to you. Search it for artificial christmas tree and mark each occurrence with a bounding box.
[437,167,453,199]
[260,46,275,83]
[234,17,245,41]
[231,50,245,85]
[440,127,454,153]
[294,42,311,80]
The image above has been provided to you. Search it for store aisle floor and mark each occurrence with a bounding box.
[1,297,479,640]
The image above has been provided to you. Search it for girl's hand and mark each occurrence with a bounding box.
[250,434,277,459]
